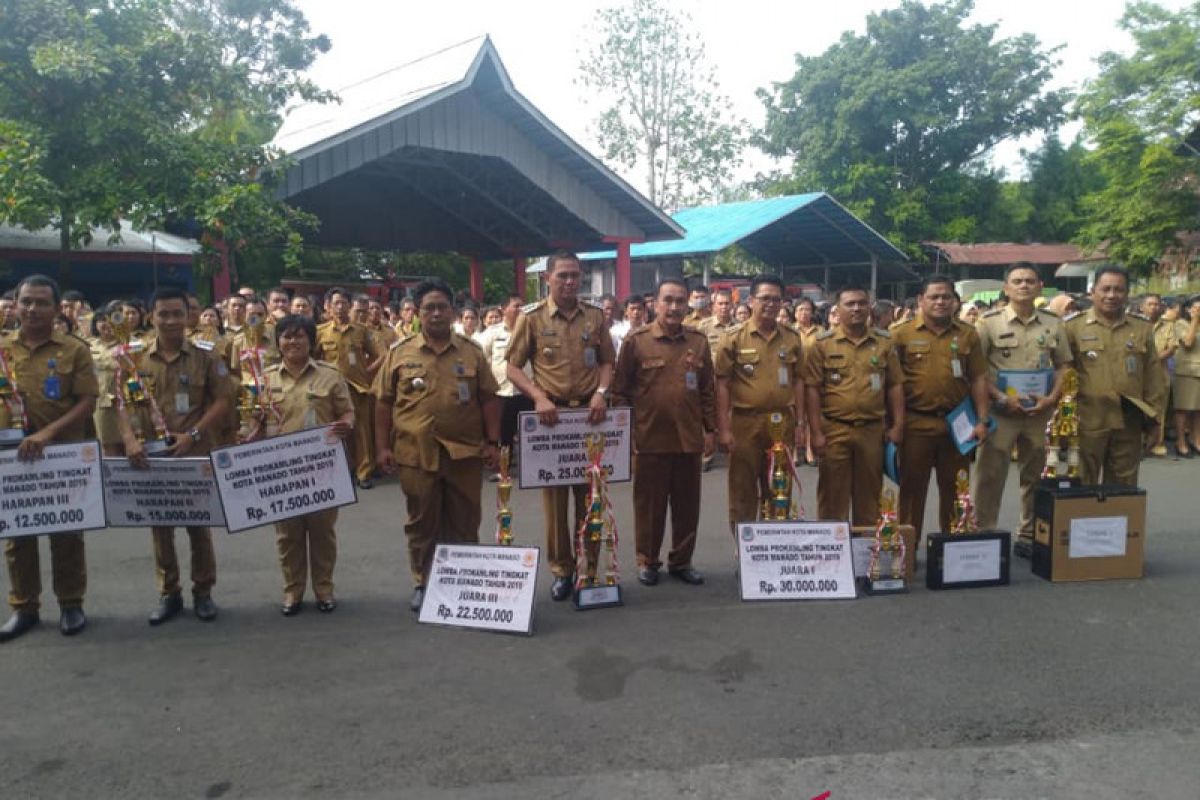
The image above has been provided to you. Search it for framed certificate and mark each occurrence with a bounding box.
[997,369,1053,407]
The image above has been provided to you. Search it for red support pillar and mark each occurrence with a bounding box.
[512,255,527,300]
[469,255,484,303]
[615,240,632,299]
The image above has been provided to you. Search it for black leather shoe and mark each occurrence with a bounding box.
[638,567,659,586]
[281,602,302,617]
[148,593,183,626]
[357,478,374,490]
[668,567,705,585]
[0,611,39,642]
[317,598,337,613]
[409,586,425,613]
[193,595,218,622]
[1013,539,1034,560]
[59,607,86,636]
[550,576,574,601]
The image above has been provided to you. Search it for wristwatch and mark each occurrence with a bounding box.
[594,386,609,398]
[188,427,202,442]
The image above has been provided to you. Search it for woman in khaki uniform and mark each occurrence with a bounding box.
[264,315,355,615]
[1173,296,1200,457]
[88,305,124,456]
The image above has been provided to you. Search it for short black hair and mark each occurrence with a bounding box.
[835,285,871,304]
[1093,265,1130,289]
[413,278,455,309]
[149,287,189,311]
[266,286,289,300]
[655,278,688,298]
[15,274,60,304]
[919,275,956,296]
[749,275,784,297]
[274,314,317,348]
[505,294,524,307]
[599,293,617,305]
[324,286,351,304]
[352,293,371,305]
[689,283,709,295]
[1004,261,1040,281]
[545,249,581,275]
[88,306,110,337]
[61,289,85,303]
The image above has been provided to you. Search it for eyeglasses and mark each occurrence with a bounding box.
[753,295,782,304]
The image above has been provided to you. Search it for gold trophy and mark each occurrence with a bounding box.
[864,488,907,594]
[574,433,622,610]
[1042,368,1080,480]
[948,468,978,535]
[761,412,800,520]
[0,345,27,447]
[110,311,172,454]
[495,446,514,546]
[236,314,281,442]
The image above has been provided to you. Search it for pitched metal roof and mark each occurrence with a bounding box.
[270,37,682,255]
[580,193,908,264]
[923,241,1106,266]
[0,221,199,256]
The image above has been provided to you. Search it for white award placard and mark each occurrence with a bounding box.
[418,544,539,635]
[738,520,857,601]
[103,457,226,528]
[942,539,1002,583]
[0,441,106,538]
[517,407,632,488]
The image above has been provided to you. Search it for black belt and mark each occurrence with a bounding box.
[823,415,882,427]
[549,397,585,408]
[909,409,952,417]
[732,407,792,416]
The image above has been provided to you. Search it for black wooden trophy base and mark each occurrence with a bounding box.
[574,583,623,611]
[926,530,1011,590]
[861,574,908,595]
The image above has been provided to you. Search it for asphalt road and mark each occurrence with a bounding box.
[2,454,1199,800]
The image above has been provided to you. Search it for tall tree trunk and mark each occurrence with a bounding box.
[58,214,71,290]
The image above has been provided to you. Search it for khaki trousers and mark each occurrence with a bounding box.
[349,386,374,482]
[152,526,217,597]
[4,533,86,611]
[633,452,702,571]
[398,456,482,586]
[728,409,796,526]
[542,483,590,577]
[973,412,1050,539]
[1079,423,1143,488]
[275,508,338,604]
[817,419,884,526]
[898,422,969,539]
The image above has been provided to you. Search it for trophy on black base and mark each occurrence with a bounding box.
[761,412,803,520]
[574,433,622,610]
[926,468,1011,590]
[236,314,282,442]
[110,312,172,454]
[862,488,908,595]
[495,446,514,546]
[0,345,27,448]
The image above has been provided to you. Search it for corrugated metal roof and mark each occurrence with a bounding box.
[924,242,1105,266]
[579,193,909,266]
[0,221,200,256]
[273,36,484,157]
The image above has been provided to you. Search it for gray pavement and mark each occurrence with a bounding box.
[2,455,1199,799]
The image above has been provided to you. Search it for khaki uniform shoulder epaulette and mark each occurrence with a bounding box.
[725,322,746,335]
[890,317,915,329]
[626,325,652,339]
[873,327,892,338]
[981,308,1002,318]
[815,329,835,341]
[455,332,483,350]
[1063,311,1082,323]
[1037,308,1058,318]
[1129,311,1150,322]
[780,321,799,334]
[315,359,339,369]
[521,300,544,315]
[581,300,602,311]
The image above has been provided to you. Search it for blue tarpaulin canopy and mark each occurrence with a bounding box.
[576,193,914,285]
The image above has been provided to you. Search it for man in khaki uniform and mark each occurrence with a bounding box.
[374,278,500,612]
[973,264,1074,551]
[683,285,711,328]
[507,251,615,601]
[1064,267,1166,486]
[804,287,904,525]
[892,276,991,538]
[477,295,529,458]
[698,289,735,351]
[0,275,98,642]
[121,288,232,625]
[612,279,716,586]
[316,287,381,489]
[1143,294,1175,456]
[714,275,806,527]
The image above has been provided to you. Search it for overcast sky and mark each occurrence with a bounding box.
[292,0,1188,192]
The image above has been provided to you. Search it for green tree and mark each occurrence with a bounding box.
[1022,135,1104,242]
[758,0,1068,254]
[1075,1,1200,273]
[577,0,745,212]
[0,0,331,287]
